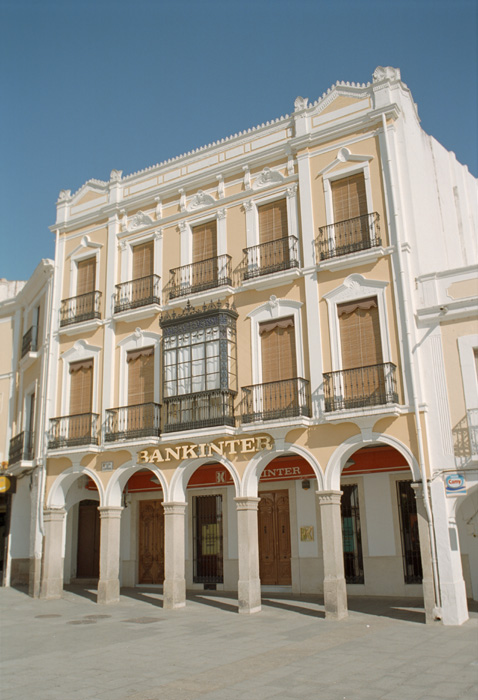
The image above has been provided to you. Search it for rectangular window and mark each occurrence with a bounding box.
[397,480,423,584]
[192,221,217,262]
[332,173,367,222]
[163,327,222,397]
[341,484,364,584]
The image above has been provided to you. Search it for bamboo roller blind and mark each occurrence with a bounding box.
[128,349,154,405]
[76,258,96,296]
[260,317,297,382]
[258,199,288,244]
[133,241,154,279]
[192,221,217,263]
[338,298,382,369]
[332,173,367,222]
[69,360,93,415]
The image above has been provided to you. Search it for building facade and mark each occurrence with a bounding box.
[3,66,477,625]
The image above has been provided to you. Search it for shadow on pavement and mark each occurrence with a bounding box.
[120,587,163,608]
[64,584,97,603]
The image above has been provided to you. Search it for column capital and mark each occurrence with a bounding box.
[316,490,343,506]
[43,508,66,522]
[234,496,260,511]
[163,501,187,516]
[98,506,123,520]
[411,481,427,499]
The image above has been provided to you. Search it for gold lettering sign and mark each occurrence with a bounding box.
[138,435,273,464]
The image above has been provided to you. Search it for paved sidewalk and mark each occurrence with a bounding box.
[1,586,477,700]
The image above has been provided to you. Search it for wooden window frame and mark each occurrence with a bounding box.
[244,189,299,251]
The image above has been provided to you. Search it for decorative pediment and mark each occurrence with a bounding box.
[61,339,101,361]
[67,235,103,260]
[252,167,285,190]
[69,179,108,205]
[187,190,216,211]
[122,210,155,233]
[324,274,388,304]
[318,147,373,177]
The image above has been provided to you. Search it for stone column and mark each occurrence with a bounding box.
[411,482,439,624]
[97,506,123,605]
[40,508,66,599]
[317,491,348,620]
[235,497,261,614]
[163,502,187,610]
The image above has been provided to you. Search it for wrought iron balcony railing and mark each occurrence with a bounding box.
[169,255,232,300]
[105,402,161,441]
[48,413,100,449]
[163,389,236,433]
[21,326,38,357]
[60,291,101,327]
[9,431,35,465]
[241,377,311,423]
[323,362,398,412]
[243,236,299,280]
[317,212,381,261]
[114,275,161,313]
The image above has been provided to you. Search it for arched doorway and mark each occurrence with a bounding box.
[339,444,423,597]
[63,475,100,585]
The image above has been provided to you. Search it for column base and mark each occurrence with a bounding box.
[324,578,348,620]
[238,579,261,614]
[440,579,469,626]
[97,578,120,605]
[29,557,42,598]
[40,578,63,600]
[163,578,186,610]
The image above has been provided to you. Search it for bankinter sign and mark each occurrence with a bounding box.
[138,436,273,464]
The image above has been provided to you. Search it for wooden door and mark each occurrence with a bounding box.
[138,500,164,584]
[258,489,291,585]
[76,500,100,578]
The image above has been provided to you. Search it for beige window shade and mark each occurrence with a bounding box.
[258,199,288,244]
[192,221,217,263]
[133,241,154,279]
[332,173,367,222]
[261,317,297,382]
[77,258,96,296]
[128,349,154,405]
[339,298,383,369]
[69,361,93,415]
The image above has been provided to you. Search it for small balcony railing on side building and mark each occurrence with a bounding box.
[9,431,35,465]
[241,378,311,423]
[21,326,38,357]
[48,413,100,449]
[323,363,398,412]
[105,403,161,441]
[243,236,299,280]
[60,291,102,327]
[317,213,381,261]
[163,389,236,433]
[169,255,232,300]
[114,275,161,313]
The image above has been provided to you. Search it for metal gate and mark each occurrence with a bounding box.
[193,495,223,585]
[396,480,423,584]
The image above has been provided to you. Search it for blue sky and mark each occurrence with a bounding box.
[1,0,477,281]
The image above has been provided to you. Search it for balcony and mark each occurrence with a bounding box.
[105,403,161,441]
[60,291,101,327]
[317,213,381,261]
[21,326,38,358]
[9,431,35,465]
[243,236,299,280]
[241,378,311,424]
[163,389,236,433]
[169,255,232,300]
[114,275,161,313]
[323,363,398,412]
[48,413,100,449]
